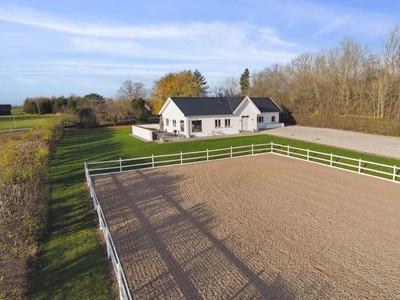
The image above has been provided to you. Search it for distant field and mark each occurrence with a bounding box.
[0,114,59,130]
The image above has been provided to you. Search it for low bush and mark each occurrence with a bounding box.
[0,118,63,299]
[293,114,400,136]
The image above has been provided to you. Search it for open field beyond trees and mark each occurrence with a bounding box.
[92,154,400,299]
[0,113,59,131]
[23,126,400,299]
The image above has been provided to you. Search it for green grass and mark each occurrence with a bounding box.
[27,129,114,300]
[28,126,400,299]
[85,126,400,181]
[0,114,58,130]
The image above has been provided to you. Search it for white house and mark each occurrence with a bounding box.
[158,96,284,138]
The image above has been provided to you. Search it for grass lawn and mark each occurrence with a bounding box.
[0,114,59,130]
[28,126,400,299]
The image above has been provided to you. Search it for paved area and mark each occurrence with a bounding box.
[93,154,400,299]
[139,125,400,160]
[264,126,400,160]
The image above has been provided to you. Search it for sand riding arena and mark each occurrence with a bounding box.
[92,154,400,299]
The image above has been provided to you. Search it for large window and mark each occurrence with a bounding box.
[180,120,184,132]
[215,119,221,128]
[191,120,202,132]
[271,116,276,122]
[173,119,176,127]
[257,116,264,122]
[224,119,231,127]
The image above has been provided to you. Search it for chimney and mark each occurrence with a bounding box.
[218,93,223,103]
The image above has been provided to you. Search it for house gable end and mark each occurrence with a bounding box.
[158,97,173,115]
[233,96,260,115]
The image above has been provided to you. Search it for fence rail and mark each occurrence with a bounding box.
[84,142,399,300]
[86,142,399,183]
[85,162,132,300]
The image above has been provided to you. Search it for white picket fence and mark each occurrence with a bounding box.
[84,142,399,300]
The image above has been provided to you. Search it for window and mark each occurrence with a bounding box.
[257,116,264,122]
[224,119,231,127]
[165,118,169,126]
[215,119,221,128]
[173,120,176,127]
[180,120,184,132]
[191,120,202,132]
[271,116,276,122]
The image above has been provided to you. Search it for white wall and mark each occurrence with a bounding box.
[235,100,258,131]
[186,101,261,137]
[162,101,186,136]
[266,123,284,129]
[188,115,241,137]
[257,112,281,129]
[131,125,153,141]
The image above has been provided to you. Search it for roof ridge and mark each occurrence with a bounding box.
[227,97,233,113]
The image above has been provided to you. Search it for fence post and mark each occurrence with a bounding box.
[119,157,122,172]
[287,145,290,156]
[231,146,233,158]
[117,263,124,300]
[207,149,209,161]
[330,153,333,166]
[394,165,397,181]
[180,151,183,164]
[307,149,309,161]
[358,158,362,173]
[152,154,155,168]
[271,141,273,153]
[252,144,254,155]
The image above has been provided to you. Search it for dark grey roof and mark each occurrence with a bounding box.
[0,104,12,110]
[170,97,280,116]
[171,97,244,116]
[250,98,282,112]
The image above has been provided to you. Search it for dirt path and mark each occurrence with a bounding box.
[93,154,400,299]
[264,126,400,159]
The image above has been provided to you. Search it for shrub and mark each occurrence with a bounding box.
[0,118,63,299]
[292,114,400,136]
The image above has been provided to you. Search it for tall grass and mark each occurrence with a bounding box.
[0,119,64,299]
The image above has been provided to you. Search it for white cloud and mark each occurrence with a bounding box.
[0,4,298,63]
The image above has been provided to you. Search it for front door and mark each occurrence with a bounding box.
[242,115,249,131]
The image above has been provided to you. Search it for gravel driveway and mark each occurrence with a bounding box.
[93,154,400,299]
[264,126,400,159]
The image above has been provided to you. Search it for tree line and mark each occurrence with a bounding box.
[24,26,400,126]
[23,87,149,128]
[229,26,400,120]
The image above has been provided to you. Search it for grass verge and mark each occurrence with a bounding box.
[28,126,400,299]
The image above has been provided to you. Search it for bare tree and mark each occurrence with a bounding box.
[217,77,241,97]
[116,80,147,101]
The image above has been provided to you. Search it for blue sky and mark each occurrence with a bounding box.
[1,0,399,105]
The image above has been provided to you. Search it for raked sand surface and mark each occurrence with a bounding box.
[93,154,400,299]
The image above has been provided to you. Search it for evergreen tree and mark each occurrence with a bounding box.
[240,68,250,95]
[193,69,209,96]
[131,97,147,124]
